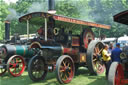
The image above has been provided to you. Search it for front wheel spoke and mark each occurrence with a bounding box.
[11,59,14,64]
[95,63,101,70]
[13,59,17,64]
[65,73,68,80]
[93,58,97,62]
[96,46,99,51]
[10,66,15,69]
[9,63,14,65]
[68,72,70,76]
[60,72,63,78]
[98,48,103,54]
[94,47,98,54]
[18,67,21,72]
[15,68,17,74]
[93,53,97,57]
[12,68,16,73]
[16,58,18,63]
[18,63,22,67]
[63,61,66,67]
[60,69,65,72]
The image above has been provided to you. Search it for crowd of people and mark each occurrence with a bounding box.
[102,42,122,79]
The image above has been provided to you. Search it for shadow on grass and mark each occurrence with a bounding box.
[74,67,108,85]
[1,67,107,85]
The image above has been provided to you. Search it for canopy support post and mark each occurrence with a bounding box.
[27,20,29,40]
[45,18,47,41]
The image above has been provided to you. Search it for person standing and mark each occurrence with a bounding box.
[108,42,114,55]
[102,44,112,79]
[111,43,122,62]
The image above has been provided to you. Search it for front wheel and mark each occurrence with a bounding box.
[108,62,124,85]
[28,56,47,82]
[56,55,75,84]
[7,55,25,77]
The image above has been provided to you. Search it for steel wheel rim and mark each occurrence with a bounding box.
[31,57,46,79]
[92,43,104,74]
[114,64,124,85]
[59,58,74,83]
[9,56,25,77]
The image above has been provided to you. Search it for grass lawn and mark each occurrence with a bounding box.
[0,67,108,85]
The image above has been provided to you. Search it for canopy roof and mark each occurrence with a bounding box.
[114,10,128,25]
[19,12,110,29]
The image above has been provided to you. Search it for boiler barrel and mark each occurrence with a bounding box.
[0,44,34,59]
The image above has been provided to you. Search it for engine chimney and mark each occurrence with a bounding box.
[5,20,10,40]
[48,0,56,14]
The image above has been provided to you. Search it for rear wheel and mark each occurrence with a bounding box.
[108,62,124,85]
[56,55,75,84]
[87,40,105,75]
[28,56,47,82]
[7,55,25,77]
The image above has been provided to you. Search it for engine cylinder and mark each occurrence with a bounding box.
[30,41,63,60]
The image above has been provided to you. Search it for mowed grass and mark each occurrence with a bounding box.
[0,67,108,85]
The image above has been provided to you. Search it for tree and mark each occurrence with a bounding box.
[0,0,9,40]
[88,0,128,37]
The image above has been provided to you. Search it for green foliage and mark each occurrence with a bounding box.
[56,0,80,18]
[88,0,128,37]
[0,0,9,40]
[1,0,128,39]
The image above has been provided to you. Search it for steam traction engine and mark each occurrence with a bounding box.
[19,12,110,84]
[0,21,34,77]
[108,10,128,85]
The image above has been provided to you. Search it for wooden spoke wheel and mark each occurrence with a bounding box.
[28,56,47,82]
[7,55,25,77]
[0,60,6,76]
[56,55,75,84]
[87,40,105,75]
[108,62,124,85]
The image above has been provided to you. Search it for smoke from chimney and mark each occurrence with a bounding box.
[6,8,18,21]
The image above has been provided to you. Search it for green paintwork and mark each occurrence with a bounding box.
[15,45,34,57]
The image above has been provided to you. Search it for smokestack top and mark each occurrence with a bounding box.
[48,0,56,14]
[5,20,10,40]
